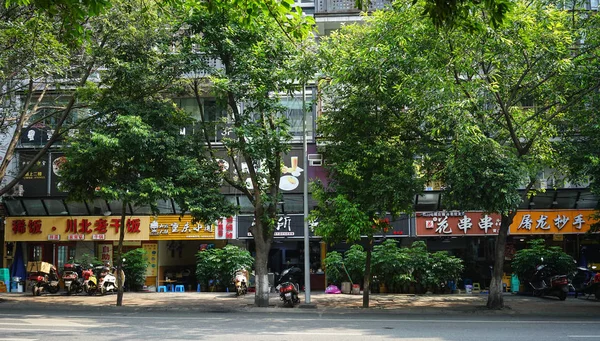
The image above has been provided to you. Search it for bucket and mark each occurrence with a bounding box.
[341,282,351,294]
[465,284,473,294]
[10,281,23,293]
[351,284,360,295]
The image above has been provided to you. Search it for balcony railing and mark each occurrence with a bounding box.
[315,0,391,14]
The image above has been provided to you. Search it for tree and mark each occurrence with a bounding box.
[313,5,426,308]
[0,0,116,197]
[59,0,233,306]
[314,0,600,310]
[179,0,315,307]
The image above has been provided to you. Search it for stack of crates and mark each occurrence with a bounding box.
[0,268,9,293]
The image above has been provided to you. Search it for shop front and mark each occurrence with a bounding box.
[147,215,235,291]
[4,215,150,274]
[509,209,600,266]
[415,211,502,287]
[237,213,325,290]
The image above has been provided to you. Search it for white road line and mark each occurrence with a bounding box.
[568,336,600,338]
[0,339,38,341]
[0,328,77,332]
[266,332,363,336]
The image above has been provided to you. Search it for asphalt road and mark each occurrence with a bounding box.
[1,310,599,341]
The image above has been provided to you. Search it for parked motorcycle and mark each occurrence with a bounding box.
[276,266,302,307]
[233,269,248,296]
[82,264,97,295]
[28,262,60,296]
[62,263,84,295]
[97,265,125,295]
[529,265,569,301]
[571,267,600,300]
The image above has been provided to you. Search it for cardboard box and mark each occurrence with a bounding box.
[27,261,52,274]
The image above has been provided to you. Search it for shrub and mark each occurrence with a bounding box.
[343,244,366,285]
[323,251,345,285]
[372,239,411,292]
[72,253,103,268]
[512,239,576,282]
[195,245,254,291]
[122,248,149,291]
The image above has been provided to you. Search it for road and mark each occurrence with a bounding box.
[0,310,599,341]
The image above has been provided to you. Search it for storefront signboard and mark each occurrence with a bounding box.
[509,210,597,234]
[148,215,236,240]
[5,216,150,242]
[238,214,314,239]
[415,211,502,236]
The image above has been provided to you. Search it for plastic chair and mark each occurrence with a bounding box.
[175,285,185,292]
[157,286,167,292]
[472,282,481,294]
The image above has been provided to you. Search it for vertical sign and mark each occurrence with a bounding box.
[98,244,113,266]
[142,243,158,276]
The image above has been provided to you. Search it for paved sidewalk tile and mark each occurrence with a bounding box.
[0,291,598,317]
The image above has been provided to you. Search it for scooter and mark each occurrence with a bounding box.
[82,264,98,295]
[62,263,84,295]
[529,265,569,301]
[98,266,125,295]
[233,269,248,296]
[276,266,302,307]
[571,267,600,300]
[29,262,60,296]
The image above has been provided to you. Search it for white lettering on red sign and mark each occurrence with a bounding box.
[47,234,60,241]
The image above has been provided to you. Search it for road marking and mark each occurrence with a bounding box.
[0,328,77,332]
[267,332,363,336]
[568,336,600,339]
[0,339,38,341]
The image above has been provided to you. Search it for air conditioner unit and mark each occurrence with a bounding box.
[307,154,322,166]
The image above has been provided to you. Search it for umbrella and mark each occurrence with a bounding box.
[9,242,26,282]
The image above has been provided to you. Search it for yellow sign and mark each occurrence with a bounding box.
[149,215,216,240]
[5,216,150,242]
[510,210,597,235]
[142,243,158,276]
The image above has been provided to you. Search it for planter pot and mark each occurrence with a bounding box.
[379,284,386,294]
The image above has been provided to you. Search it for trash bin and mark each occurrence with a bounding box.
[465,284,473,294]
[341,282,351,294]
[511,274,520,293]
[10,277,23,293]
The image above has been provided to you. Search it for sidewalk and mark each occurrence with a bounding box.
[0,291,598,317]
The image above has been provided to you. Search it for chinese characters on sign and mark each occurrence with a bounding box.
[416,212,502,236]
[148,215,235,240]
[510,210,596,234]
[5,216,150,242]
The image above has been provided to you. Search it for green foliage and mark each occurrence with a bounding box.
[343,245,366,285]
[323,251,344,285]
[195,245,254,290]
[326,240,464,292]
[122,248,149,291]
[512,239,576,282]
[372,239,411,290]
[71,253,103,267]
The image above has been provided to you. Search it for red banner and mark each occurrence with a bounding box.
[415,211,502,236]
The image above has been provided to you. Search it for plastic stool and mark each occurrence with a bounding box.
[166,284,175,292]
[175,285,185,292]
[157,286,167,292]
[197,284,201,292]
[472,282,481,294]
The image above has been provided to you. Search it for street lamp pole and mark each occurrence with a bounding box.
[302,83,311,304]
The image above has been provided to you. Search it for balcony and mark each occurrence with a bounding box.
[315,0,390,14]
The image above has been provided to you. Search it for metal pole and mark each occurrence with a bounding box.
[302,83,311,304]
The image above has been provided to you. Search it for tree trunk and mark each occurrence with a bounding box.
[362,236,373,308]
[486,212,516,309]
[116,201,127,307]
[252,217,273,307]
